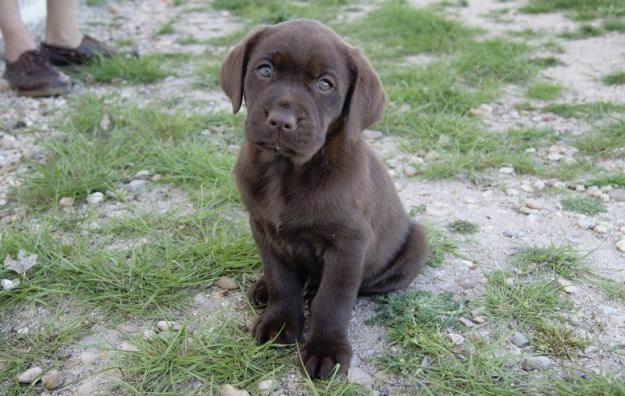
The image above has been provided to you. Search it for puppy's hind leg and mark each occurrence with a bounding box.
[359,222,428,295]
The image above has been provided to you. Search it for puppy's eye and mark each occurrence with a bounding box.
[316,78,333,92]
[257,64,272,78]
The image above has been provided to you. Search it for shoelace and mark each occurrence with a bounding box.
[18,50,50,74]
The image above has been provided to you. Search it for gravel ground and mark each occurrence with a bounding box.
[1,0,625,395]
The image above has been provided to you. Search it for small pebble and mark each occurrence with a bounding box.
[120,342,139,352]
[575,184,586,192]
[135,170,151,179]
[522,356,553,371]
[157,320,181,332]
[616,239,625,253]
[87,192,104,205]
[215,276,238,290]
[75,379,98,396]
[610,189,625,202]
[458,317,476,327]
[1,279,20,290]
[124,179,146,193]
[593,224,608,234]
[525,199,544,210]
[59,196,75,207]
[348,366,373,387]
[120,323,141,333]
[221,384,250,396]
[403,165,417,177]
[17,367,42,383]
[499,166,514,174]
[63,358,80,369]
[534,180,546,190]
[577,217,594,230]
[547,153,562,161]
[520,184,534,193]
[558,278,577,294]
[79,350,101,365]
[42,369,63,390]
[511,331,530,347]
[258,379,281,395]
[448,332,465,346]
[455,274,480,289]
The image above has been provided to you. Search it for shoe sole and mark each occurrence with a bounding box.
[16,85,70,98]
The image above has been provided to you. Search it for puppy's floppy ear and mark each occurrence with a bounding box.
[220,26,267,113]
[343,47,386,141]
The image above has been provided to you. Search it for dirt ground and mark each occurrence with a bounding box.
[1,0,624,395]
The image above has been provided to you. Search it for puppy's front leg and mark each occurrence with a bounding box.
[300,242,365,379]
[251,224,305,345]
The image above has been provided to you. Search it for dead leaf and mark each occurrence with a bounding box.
[4,250,38,274]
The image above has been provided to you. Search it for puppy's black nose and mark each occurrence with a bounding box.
[267,109,297,132]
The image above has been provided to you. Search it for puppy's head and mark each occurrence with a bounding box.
[220,20,385,161]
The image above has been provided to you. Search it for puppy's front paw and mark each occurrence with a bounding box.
[253,305,303,345]
[300,337,352,379]
[247,278,268,307]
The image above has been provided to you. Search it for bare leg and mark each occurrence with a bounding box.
[45,0,82,48]
[0,0,37,62]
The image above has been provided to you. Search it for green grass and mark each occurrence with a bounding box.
[587,171,625,188]
[603,71,625,85]
[117,320,287,394]
[156,19,176,35]
[561,196,607,215]
[526,81,563,100]
[0,310,91,394]
[576,121,625,157]
[426,226,457,267]
[532,322,587,358]
[511,245,587,279]
[552,372,625,395]
[80,54,169,84]
[368,291,537,394]
[447,220,479,235]
[213,0,354,24]
[543,101,625,120]
[604,17,625,31]
[559,24,604,39]
[0,212,258,314]
[521,0,625,19]
[597,278,625,303]
[14,95,240,209]
[485,271,572,326]
[340,3,475,60]
[193,62,220,89]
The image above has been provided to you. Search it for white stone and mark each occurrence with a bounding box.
[403,165,417,177]
[610,189,625,202]
[534,180,546,190]
[42,369,63,390]
[258,379,280,395]
[1,278,20,290]
[221,384,250,396]
[87,192,104,205]
[215,276,238,290]
[59,196,75,207]
[124,179,146,193]
[511,332,530,347]
[499,166,514,174]
[17,367,42,383]
[363,130,383,140]
[157,320,181,332]
[522,356,553,371]
[348,367,373,387]
[135,170,151,179]
[547,153,562,161]
[616,239,625,253]
[448,332,465,346]
[525,199,544,209]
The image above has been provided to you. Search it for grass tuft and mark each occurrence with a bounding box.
[118,320,287,394]
[81,54,169,84]
[512,245,587,279]
[447,220,479,235]
[426,226,457,267]
[603,71,625,85]
[561,196,607,215]
[526,82,563,100]
[575,121,625,158]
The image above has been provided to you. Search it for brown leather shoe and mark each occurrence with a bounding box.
[41,35,116,66]
[3,50,70,97]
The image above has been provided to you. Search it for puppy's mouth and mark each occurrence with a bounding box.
[253,140,297,156]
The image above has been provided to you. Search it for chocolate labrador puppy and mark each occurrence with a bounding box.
[220,19,428,379]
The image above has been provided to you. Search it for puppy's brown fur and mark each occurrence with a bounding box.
[220,19,428,379]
